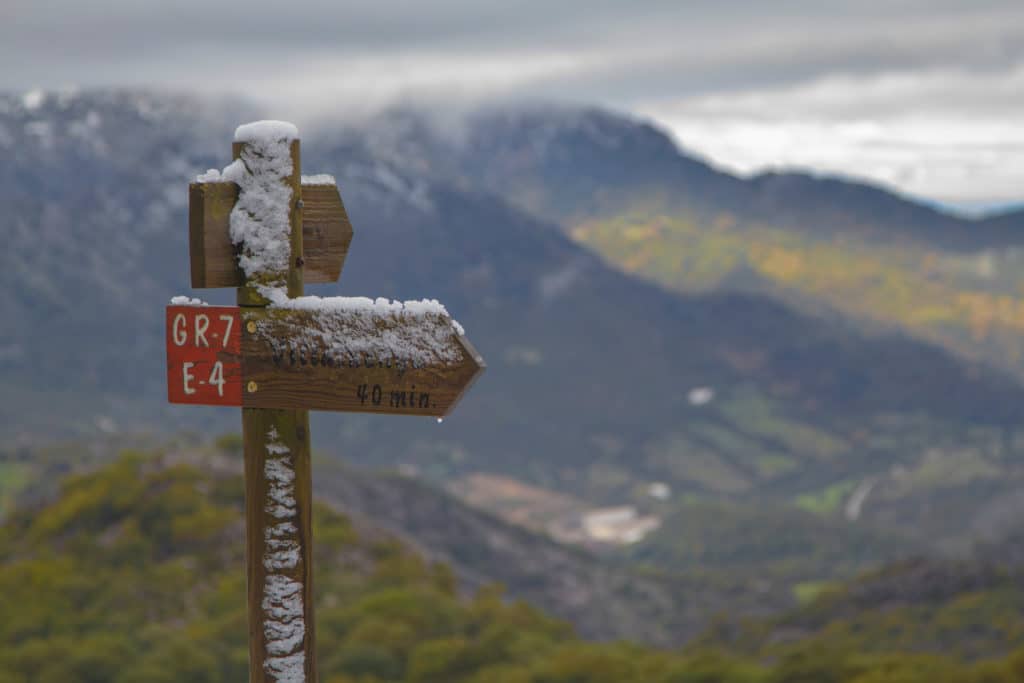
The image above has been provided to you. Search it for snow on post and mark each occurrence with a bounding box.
[173,119,484,683]
[222,120,301,300]
[261,427,306,682]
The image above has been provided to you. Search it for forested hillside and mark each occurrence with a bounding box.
[1,436,784,647]
[4,452,1024,683]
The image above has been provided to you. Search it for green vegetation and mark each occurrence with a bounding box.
[0,461,30,517]
[792,579,838,605]
[631,500,908,587]
[572,213,1024,381]
[644,432,752,493]
[795,481,859,515]
[708,555,1024,666]
[557,210,1024,587]
[4,452,1024,682]
[622,380,1024,592]
[717,390,848,461]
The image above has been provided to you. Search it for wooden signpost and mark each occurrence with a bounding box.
[167,121,484,683]
[166,302,484,416]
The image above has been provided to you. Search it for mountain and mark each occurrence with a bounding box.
[311,105,1024,582]
[979,208,1024,235]
[358,107,1024,383]
[364,106,1019,250]
[4,89,1024,589]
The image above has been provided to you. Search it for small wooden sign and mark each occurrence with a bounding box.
[240,308,485,417]
[189,180,353,288]
[166,305,485,416]
[166,305,243,405]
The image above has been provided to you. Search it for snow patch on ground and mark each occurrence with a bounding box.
[844,478,877,522]
[688,387,715,406]
[21,89,45,111]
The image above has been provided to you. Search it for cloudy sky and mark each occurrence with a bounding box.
[2,0,1022,209]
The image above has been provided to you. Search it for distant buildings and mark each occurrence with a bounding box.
[688,386,715,406]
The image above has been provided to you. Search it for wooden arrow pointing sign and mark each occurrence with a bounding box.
[165,120,484,683]
[166,301,484,416]
[189,179,353,288]
[171,137,484,417]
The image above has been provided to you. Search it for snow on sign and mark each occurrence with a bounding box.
[240,301,484,416]
[166,304,242,406]
[173,125,485,418]
[168,120,484,683]
[188,179,353,288]
[164,300,485,416]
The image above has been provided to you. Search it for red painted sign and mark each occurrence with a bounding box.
[166,305,243,406]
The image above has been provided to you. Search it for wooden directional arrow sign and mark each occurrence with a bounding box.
[167,302,484,417]
[189,178,353,288]
[242,302,484,416]
[176,136,484,417]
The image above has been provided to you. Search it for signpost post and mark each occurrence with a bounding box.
[167,121,484,683]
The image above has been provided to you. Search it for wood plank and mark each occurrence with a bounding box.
[243,408,315,683]
[189,181,353,289]
[190,183,240,288]
[239,308,486,417]
[234,136,317,683]
[300,183,351,284]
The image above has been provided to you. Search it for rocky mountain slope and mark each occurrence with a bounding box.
[381,106,1024,387]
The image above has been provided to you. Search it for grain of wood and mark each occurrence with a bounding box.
[180,126,483,683]
[189,179,352,289]
[241,308,485,416]
[235,137,317,683]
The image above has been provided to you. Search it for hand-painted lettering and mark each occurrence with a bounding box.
[195,314,210,347]
[209,361,226,397]
[173,314,188,346]
[183,362,197,395]
[219,314,234,348]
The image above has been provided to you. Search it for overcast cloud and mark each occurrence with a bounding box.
[2,0,1022,206]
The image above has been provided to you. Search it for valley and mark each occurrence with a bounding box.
[2,89,1024,641]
